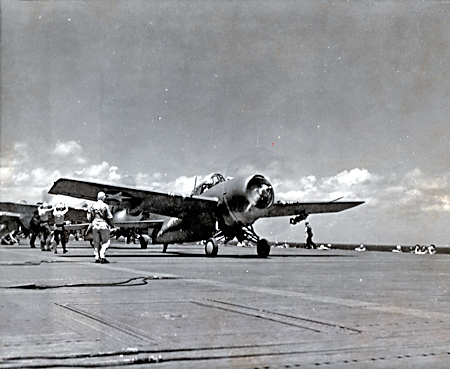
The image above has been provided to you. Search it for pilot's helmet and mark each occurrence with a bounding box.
[396,245,401,251]
[97,191,106,200]
[56,202,66,210]
[42,202,48,207]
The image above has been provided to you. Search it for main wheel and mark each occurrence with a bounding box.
[139,235,148,249]
[205,238,218,257]
[257,238,270,258]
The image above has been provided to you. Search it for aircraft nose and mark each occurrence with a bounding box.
[246,175,274,209]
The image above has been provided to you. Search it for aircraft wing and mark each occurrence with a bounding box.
[0,202,37,215]
[66,208,88,223]
[64,223,90,231]
[0,202,87,223]
[0,212,22,219]
[262,200,364,218]
[49,178,219,219]
[114,220,164,230]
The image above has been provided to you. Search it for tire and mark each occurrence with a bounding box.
[257,238,270,258]
[139,235,148,249]
[205,238,218,257]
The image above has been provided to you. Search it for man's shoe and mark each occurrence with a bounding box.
[54,250,57,254]
[95,259,100,263]
[30,246,36,248]
[63,249,68,254]
[100,258,109,264]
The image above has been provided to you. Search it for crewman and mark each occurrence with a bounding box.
[52,202,68,254]
[304,222,316,249]
[428,244,437,255]
[29,211,40,248]
[355,244,366,252]
[38,202,54,251]
[88,191,113,263]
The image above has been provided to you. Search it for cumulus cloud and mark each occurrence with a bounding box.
[322,168,373,188]
[30,168,62,187]
[134,172,163,189]
[274,168,376,202]
[53,140,83,156]
[158,175,198,194]
[73,162,128,185]
[109,166,121,181]
[82,161,110,179]
[425,195,450,212]
[0,142,30,185]
[403,168,450,190]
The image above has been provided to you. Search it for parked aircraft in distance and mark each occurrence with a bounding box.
[49,173,364,258]
[0,202,88,238]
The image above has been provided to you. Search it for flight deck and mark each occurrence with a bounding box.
[1,241,450,368]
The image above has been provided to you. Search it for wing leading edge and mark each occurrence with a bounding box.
[262,200,364,218]
[49,178,219,219]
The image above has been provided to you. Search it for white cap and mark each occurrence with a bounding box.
[97,191,106,200]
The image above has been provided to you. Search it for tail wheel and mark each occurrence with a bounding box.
[257,238,270,258]
[205,238,218,257]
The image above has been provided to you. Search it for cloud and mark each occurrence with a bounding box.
[159,175,197,194]
[79,161,110,179]
[0,142,30,184]
[53,140,83,156]
[322,168,372,188]
[30,168,62,187]
[271,166,450,218]
[109,166,121,181]
[273,168,376,203]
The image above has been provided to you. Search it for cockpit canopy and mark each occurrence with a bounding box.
[191,173,226,196]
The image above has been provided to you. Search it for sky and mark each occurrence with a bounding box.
[1,0,450,246]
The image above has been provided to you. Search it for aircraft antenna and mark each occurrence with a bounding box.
[329,197,344,203]
[192,177,197,197]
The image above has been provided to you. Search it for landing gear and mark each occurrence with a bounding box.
[162,243,168,253]
[205,238,218,257]
[139,235,148,249]
[208,224,271,258]
[257,238,270,258]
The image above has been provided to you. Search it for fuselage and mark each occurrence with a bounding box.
[152,174,274,244]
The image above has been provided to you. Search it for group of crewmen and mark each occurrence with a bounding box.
[3,191,114,264]
[306,223,438,254]
[28,201,69,253]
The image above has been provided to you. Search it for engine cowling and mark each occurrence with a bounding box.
[217,175,274,226]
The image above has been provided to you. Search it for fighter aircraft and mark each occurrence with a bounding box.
[49,173,364,257]
[0,202,89,240]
